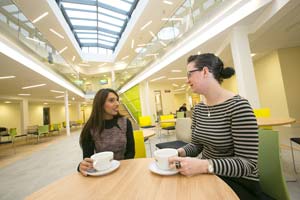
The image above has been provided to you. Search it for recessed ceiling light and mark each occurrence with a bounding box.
[150,76,166,82]
[4,101,11,104]
[0,75,15,79]
[172,83,179,87]
[43,102,48,105]
[18,93,31,96]
[162,18,182,21]
[72,97,75,101]
[131,39,134,48]
[149,31,157,40]
[174,88,185,92]
[140,20,152,31]
[32,12,48,23]
[26,37,45,45]
[159,41,167,47]
[171,70,182,73]
[122,55,129,60]
[49,28,64,39]
[55,95,64,99]
[72,56,76,62]
[50,90,64,94]
[168,77,186,80]
[22,84,46,89]
[251,53,256,57]
[58,46,68,54]
[163,0,173,5]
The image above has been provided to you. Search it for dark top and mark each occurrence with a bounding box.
[178,106,187,112]
[82,117,135,159]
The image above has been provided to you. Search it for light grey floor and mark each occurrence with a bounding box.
[0,127,299,200]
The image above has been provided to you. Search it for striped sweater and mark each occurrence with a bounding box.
[183,95,259,181]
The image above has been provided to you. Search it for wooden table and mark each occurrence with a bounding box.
[257,117,296,127]
[25,158,238,200]
[142,129,156,140]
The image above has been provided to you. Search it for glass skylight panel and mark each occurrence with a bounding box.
[98,35,117,43]
[100,0,132,12]
[77,33,98,39]
[66,10,96,19]
[80,39,97,43]
[2,4,18,13]
[99,22,121,32]
[58,0,138,51]
[98,40,114,47]
[71,19,97,27]
[25,22,34,29]
[98,7,127,20]
[98,14,124,27]
[61,2,96,11]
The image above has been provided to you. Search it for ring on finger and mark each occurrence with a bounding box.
[175,161,181,169]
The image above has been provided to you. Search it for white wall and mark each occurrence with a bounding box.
[0,102,21,132]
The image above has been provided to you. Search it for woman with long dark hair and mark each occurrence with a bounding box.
[78,88,135,176]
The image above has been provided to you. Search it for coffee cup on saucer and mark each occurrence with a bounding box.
[91,151,114,171]
[154,148,178,170]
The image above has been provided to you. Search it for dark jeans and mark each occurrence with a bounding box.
[220,176,274,200]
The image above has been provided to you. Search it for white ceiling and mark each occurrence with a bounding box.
[1,0,300,103]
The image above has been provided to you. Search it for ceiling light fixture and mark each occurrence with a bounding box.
[98,63,106,67]
[55,95,64,99]
[22,83,46,89]
[58,46,68,54]
[149,31,157,40]
[172,83,179,87]
[174,88,185,92]
[18,93,31,96]
[251,53,256,57]
[150,76,166,82]
[26,37,45,44]
[0,75,15,79]
[32,12,48,23]
[49,28,64,39]
[159,41,167,47]
[50,90,64,94]
[131,39,134,48]
[135,47,146,54]
[162,18,183,21]
[171,70,182,72]
[146,53,159,57]
[140,20,152,30]
[168,77,186,80]
[122,55,129,60]
[158,27,180,40]
[72,56,76,62]
[163,0,173,5]
[4,101,11,104]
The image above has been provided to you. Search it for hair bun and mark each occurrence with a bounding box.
[221,67,235,79]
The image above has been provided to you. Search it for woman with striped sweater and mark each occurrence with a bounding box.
[169,53,272,199]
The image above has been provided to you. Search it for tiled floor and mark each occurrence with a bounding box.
[0,126,299,200]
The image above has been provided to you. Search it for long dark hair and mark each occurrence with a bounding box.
[187,53,235,83]
[79,88,122,148]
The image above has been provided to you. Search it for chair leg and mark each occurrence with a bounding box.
[290,140,298,174]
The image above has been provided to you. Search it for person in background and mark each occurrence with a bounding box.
[169,53,272,199]
[178,103,187,112]
[78,88,135,176]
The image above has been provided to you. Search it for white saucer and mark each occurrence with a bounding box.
[148,162,178,176]
[87,160,120,176]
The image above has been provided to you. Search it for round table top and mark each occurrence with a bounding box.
[257,117,296,126]
[25,158,238,200]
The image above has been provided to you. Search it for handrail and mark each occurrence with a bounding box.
[120,101,137,124]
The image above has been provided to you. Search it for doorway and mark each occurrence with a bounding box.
[43,107,50,125]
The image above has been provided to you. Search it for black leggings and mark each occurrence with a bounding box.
[220,177,274,200]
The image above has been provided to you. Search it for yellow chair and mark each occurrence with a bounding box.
[253,108,272,130]
[133,130,146,158]
[138,116,155,128]
[160,115,175,135]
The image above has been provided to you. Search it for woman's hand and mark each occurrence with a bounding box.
[79,158,93,176]
[169,157,209,176]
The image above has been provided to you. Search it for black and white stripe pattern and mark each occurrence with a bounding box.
[183,95,259,181]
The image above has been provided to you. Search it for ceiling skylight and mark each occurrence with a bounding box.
[57,0,139,52]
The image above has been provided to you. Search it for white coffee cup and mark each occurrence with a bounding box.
[154,148,178,170]
[91,151,114,171]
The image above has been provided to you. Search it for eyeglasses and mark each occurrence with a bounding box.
[187,69,202,78]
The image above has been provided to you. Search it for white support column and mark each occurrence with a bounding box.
[20,99,28,135]
[230,26,260,108]
[140,81,151,116]
[111,70,115,89]
[64,91,70,136]
[76,103,81,120]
